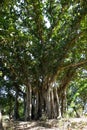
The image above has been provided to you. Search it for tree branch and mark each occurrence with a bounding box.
[61,60,87,70]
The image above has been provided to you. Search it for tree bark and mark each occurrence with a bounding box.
[25,83,32,120]
[61,89,67,117]
[54,87,61,118]
[34,90,39,119]
[50,88,55,118]
[38,90,44,119]
[44,88,51,118]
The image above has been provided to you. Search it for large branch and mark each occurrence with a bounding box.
[49,32,83,83]
[58,68,77,92]
[61,59,87,70]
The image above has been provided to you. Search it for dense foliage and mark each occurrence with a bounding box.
[0,0,87,120]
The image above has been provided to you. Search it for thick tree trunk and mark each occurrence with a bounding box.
[42,86,62,119]
[38,90,44,119]
[25,83,32,120]
[54,87,61,118]
[45,88,51,118]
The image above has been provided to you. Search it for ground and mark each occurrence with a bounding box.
[2,117,87,130]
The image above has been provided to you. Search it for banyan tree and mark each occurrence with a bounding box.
[0,0,87,120]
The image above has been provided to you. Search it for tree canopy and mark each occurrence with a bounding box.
[0,0,87,120]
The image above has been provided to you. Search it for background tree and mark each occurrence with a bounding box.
[67,69,87,117]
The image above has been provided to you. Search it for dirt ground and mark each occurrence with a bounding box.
[2,117,87,130]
